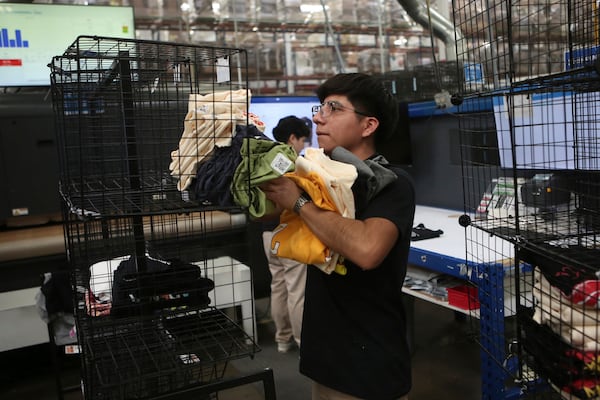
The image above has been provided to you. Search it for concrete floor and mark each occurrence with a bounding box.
[0,297,483,400]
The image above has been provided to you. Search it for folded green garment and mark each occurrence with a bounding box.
[231,137,297,218]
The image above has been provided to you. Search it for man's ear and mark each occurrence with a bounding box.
[361,117,379,139]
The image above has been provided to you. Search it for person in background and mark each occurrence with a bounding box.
[261,73,415,399]
[262,115,312,353]
[273,115,313,155]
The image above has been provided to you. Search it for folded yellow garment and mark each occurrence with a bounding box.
[272,171,346,275]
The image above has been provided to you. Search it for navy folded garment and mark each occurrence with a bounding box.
[111,255,214,317]
[191,124,270,207]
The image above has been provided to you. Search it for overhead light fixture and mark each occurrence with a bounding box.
[300,4,328,13]
[394,36,408,46]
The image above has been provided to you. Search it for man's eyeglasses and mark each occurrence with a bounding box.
[312,100,370,118]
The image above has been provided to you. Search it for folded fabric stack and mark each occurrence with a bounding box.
[86,255,215,318]
[169,89,257,192]
[231,136,298,217]
[525,266,600,399]
[521,312,600,400]
[267,148,398,276]
[271,147,358,275]
[534,268,600,352]
[192,124,270,207]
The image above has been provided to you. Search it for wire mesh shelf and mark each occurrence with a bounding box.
[453,0,600,398]
[50,36,265,400]
[50,35,251,218]
[77,307,252,400]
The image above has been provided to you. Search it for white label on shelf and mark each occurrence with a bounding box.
[216,56,230,83]
[64,345,81,354]
[179,354,201,364]
[11,207,29,216]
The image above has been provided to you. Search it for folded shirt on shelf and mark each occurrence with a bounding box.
[533,267,600,352]
[86,254,215,317]
[522,312,600,400]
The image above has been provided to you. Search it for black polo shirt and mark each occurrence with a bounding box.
[299,167,415,399]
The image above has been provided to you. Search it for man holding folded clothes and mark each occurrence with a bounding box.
[261,73,416,400]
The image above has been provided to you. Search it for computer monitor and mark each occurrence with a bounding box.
[0,3,135,87]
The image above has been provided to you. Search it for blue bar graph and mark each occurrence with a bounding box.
[0,28,29,48]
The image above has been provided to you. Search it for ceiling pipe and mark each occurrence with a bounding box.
[396,0,464,61]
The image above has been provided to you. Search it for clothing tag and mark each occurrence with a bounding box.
[179,354,201,364]
[196,104,210,114]
[64,345,81,354]
[173,63,181,83]
[271,152,293,175]
[216,56,230,83]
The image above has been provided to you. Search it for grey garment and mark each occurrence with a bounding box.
[49,313,77,346]
[330,146,398,203]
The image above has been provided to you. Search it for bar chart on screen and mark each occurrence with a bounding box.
[0,28,29,48]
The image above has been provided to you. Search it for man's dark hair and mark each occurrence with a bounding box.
[272,115,312,143]
[315,73,399,149]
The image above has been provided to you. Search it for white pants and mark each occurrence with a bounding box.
[262,231,307,346]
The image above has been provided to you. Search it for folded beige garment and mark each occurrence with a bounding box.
[170,89,250,191]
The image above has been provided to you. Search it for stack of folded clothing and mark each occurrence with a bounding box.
[523,264,600,399]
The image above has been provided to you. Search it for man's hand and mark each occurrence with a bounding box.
[260,176,303,212]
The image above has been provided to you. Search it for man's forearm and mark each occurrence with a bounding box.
[297,202,397,270]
